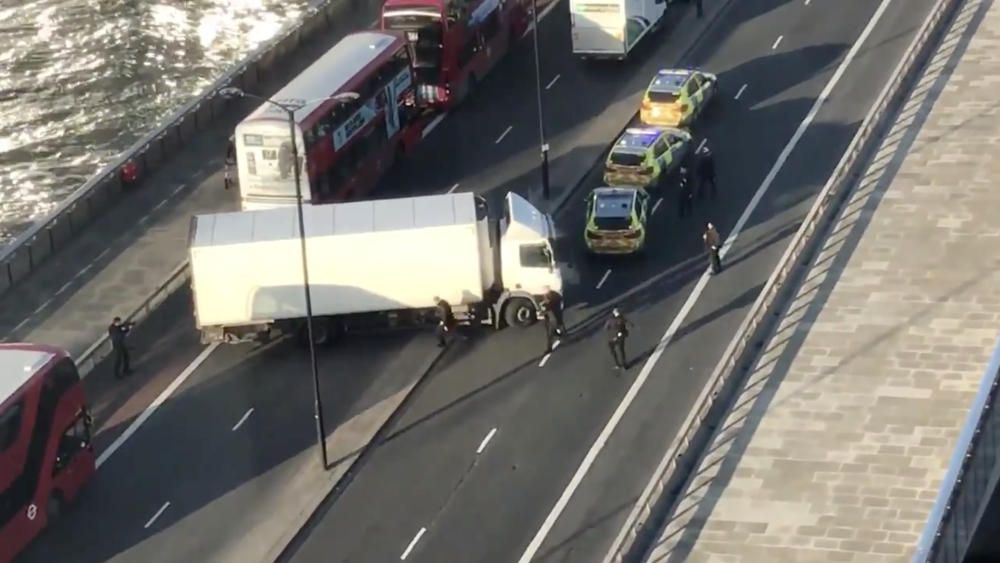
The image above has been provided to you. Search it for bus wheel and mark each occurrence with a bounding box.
[503,298,536,328]
[47,492,64,520]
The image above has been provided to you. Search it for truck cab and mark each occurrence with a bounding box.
[496,192,563,325]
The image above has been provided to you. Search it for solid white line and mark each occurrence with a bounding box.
[422,114,447,138]
[54,280,73,296]
[734,83,748,100]
[521,0,560,37]
[477,427,498,454]
[772,35,784,50]
[447,183,460,193]
[538,340,561,367]
[515,0,894,559]
[96,342,220,468]
[144,501,170,529]
[546,74,561,90]
[651,198,663,215]
[595,269,611,289]
[32,299,52,316]
[696,138,708,153]
[232,408,254,431]
[401,527,427,560]
[495,125,513,144]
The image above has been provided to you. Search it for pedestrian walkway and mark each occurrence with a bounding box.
[645,0,1000,561]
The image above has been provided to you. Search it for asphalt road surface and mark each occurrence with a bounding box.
[277,0,940,562]
[15,0,937,560]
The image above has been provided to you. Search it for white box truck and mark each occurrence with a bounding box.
[569,0,671,59]
[189,191,563,344]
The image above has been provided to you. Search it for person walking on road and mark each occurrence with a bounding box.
[604,308,634,370]
[697,144,717,201]
[224,136,237,191]
[108,317,134,379]
[703,222,723,274]
[434,296,456,347]
[541,286,566,354]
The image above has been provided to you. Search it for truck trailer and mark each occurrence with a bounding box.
[569,0,671,59]
[189,191,563,344]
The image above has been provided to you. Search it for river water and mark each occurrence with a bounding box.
[0,0,310,243]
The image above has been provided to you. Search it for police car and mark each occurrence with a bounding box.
[604,126,692,189]
[583,186,650,255]
[640,68,719,127]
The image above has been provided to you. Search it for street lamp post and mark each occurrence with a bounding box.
[219,86,356,470]
[530,0,551,200]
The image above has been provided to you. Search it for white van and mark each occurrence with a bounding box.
[569,0,671,59]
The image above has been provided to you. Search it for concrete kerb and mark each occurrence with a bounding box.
[598,0,967,560]
[0,0,351,300]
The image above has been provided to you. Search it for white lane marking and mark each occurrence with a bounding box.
[401,527,427,560]
[54,280,74,296]
[595,269,612,290]
[32,299,53,316]
[232,408,254,431]
[495,125,513,144]
[772,35,784,50]
[10,317,30,335]
[516,0,895,558]
[651,197,663,215]
[422,114,446,138]
[805,0,811,4]
[75,263,93,278]
[97,342,220,468]
[447,183,460,193]
[696,138,708,153]
[138,214,150,224]
[171,184,186,197]
[734,83,748,100]
[477,427,498,454]
[152,198,169,212]
[521,0,560,37]
[546,74,561,90]
[95,248,110,262]
[538,340,561,367]
[144,502,170,529]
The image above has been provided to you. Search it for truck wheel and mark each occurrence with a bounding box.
[298,319,334,346]
[504,298,536,328]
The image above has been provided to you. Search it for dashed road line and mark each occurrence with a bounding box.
[595,269,611,290]
[546,74,561,90]
[447,183,460,193]
[54,280,74,296]
[144,502,170,529]
[538,340,561,367]
[32,299,52,316]
[735,83,748,100]
[422,114,446,138]
[152,198,169,212]
[696,138,708,153]
[401,527,427,560]
[171,184,186,196]
[495,125,513,144]
[476,427,498,454]
[772,35,784,50]
[521,0,560,37]
[652,198,663,215]
[232,408,254,431]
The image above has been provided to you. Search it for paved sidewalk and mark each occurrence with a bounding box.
[646,0,1000,561]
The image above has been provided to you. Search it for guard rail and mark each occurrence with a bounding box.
[600,0,967,559]
[0,0,355,298]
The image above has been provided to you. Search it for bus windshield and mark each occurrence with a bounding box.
[383,8,441,31]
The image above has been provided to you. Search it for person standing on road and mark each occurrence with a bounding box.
[108,317,134,379]
[703,222,723,274]
[224,136,237,191]
[677,166,695,218]
[434,296,456,347]
[541,287,566,354]
[697,144,717,201]
[604,308,634,370]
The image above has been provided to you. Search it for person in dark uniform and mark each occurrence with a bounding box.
[703,222,723,274]
[224,136,237,190]
[108,317,133,378]
[697,144,717,200]
[434,296,456,347]
[604,308,634,370]
[540,287,566,354]
[677,166,695,218]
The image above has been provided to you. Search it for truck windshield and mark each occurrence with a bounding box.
[608,151,644,167]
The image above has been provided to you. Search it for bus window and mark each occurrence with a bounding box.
[53,412,90,476]
[0,402,23,452]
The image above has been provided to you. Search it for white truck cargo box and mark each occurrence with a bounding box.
[190,193,490,328]
[570,0,667,58]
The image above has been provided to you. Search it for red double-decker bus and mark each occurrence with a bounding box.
[0,344,94,563]
[234,30,426,210]
[381,0,530,109]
